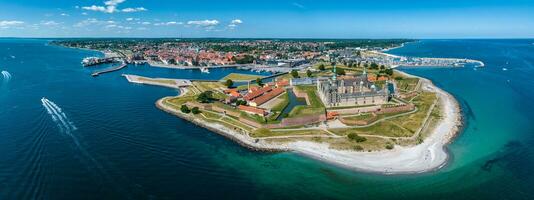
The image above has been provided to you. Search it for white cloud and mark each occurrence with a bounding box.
[74,18,116,27]
[141,21,151,25]
[41,21,61,26]
[154,21,182,26]
[228,19,243,29]
[187,20,219,27]
[121,7,147,12]
[82,12,88,15]
[0,20,25,27]
[60,13,69,16]
[231,19,243,24]
[82,0,145,14]
[82,5,110,13]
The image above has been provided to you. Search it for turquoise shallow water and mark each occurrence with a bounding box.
[1,39,534,199]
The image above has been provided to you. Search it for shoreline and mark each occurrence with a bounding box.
[154,70,462,174]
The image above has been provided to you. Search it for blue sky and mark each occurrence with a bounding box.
[0,0,533,38]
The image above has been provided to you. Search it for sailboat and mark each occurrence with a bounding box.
[200,67,210,74]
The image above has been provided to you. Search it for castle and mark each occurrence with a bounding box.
[316,67,389,107]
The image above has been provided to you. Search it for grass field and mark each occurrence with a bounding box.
[220,73,265,82]
[137,77,177,85]
[330,92,437,138]
[287,86,325,117]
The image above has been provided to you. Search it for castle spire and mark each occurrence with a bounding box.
[332,63,337,81]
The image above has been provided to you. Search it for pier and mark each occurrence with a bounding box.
[91,63,128,77]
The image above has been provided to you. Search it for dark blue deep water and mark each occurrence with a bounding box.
[1,39,534,199]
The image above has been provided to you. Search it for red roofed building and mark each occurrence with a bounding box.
[276,80,290,88]
[238,105,267,116]
[229,91,241,97]
[244,86,272,101]
[249,88,285,107]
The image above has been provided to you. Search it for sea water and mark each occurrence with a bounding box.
[1,39,533,199]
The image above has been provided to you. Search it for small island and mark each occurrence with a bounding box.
[55,39,470,174]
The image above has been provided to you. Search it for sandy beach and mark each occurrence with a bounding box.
[154,70,461,174]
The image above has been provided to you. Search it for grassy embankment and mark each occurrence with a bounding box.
[287,85,325,118]
[220,73,265,82]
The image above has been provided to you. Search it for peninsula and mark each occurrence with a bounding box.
[56,39,469,174]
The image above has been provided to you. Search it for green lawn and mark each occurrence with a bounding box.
[220,73,265,82]
[331,92,437,138]
[137,77,176,85]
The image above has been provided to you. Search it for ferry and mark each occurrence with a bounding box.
[81,57,100,67]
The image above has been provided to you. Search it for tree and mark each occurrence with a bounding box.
[191,107,201,114]
[180,104,191,113]
[256,78,263,86]
[291,70,299,78]
[370,63,379,70]
[225,79,234,88]
[336,68,346,76]
[380,65,386,70]
[318,64,325,71]
[168,58,177,65]
[306,70,312,77]
[197,91,213,103]
[236,100,247,106]
[384,68,394,76]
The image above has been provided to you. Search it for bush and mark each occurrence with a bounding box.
[353,145,364,151]
[225,79,234,88]
[385,143,394,150]
[191,107,201,114]
[306,70,312,77]
[180,104,191,113]
[336,68,346,76]
[197,91,213,103]
[291,70,299,78]
[318,64,325,71]
[256,78,263,86]
[236,100,247,106]
[347,133,367,143]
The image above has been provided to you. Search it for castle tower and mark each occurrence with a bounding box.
[333,63,337,81]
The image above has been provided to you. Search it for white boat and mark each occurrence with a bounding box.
[81,57,99,66]
[200,67,210,74]
[502,67,508,71]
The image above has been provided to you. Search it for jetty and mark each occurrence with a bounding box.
[123,74,192,88]
[91,63,128,77]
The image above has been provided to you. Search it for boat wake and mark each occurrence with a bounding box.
[40,97,124,192]
[1,70,11,82]
[41,98,77,135]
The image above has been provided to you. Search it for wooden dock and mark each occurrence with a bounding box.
[91,63,128,77]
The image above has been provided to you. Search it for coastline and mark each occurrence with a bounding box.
[155,70,462,174]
